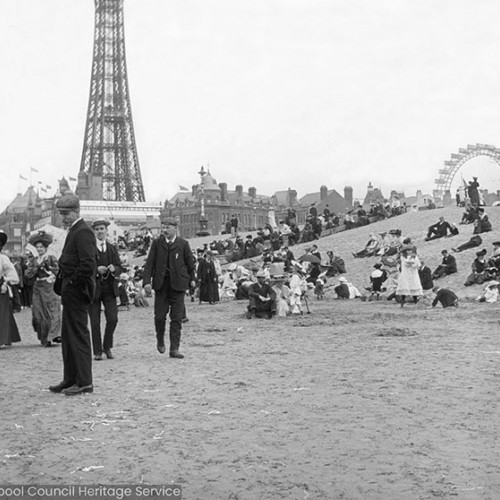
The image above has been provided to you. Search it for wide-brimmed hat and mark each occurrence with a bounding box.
[0,230,7,247]
[55,193,80,213]
[28,230,53,247]
[492,241,500,247]
[339,276,347,283]
[374,263,382,269]
[255,269,267,278]
[476,249,487,256]
[91,219,110,229]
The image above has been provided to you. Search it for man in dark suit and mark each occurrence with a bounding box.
[143,216,195,358]
[425,216,453,241]
[418,260,434,291]
[246,270,277,319]
[89,219,122,361]
[432,286,459,308]
[432,250,457,280]
[49,194,97,396]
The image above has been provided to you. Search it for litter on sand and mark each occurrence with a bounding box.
[70,465,104,473]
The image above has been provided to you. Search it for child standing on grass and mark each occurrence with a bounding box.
[369,263,387,300]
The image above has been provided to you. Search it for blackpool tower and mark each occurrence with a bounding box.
[76,0,145,202]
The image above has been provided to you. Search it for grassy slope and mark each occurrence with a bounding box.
[304,206,500,299]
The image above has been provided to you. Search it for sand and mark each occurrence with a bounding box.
[1,205,500,499]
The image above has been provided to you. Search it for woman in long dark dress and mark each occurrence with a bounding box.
[0,230,21,347]
[25,231,61,347]
[197,252,220,304]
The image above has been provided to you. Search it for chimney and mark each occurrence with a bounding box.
[367,182,373,192]
[344,186,353,207]
[235,185,243,197]
[192,184,197,196]
[219,182,227,202]
[320,185,328,200]
[248,186,256,199]
[288,188,297,206]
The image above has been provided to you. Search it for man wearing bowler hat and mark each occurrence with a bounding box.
[89,219,122,361]
[143,216,195,358]
[49,193,97,396]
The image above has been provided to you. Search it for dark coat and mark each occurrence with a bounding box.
[432,288,458,308]
[418,265,434,290]
[197,259,219,303]
[429,220,452,238]
[443,254,457,274]
[56,219,97,303]
[143,235,195,292]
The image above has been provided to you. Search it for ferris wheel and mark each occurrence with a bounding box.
[434,143,500,196]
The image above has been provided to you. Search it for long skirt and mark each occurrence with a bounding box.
[32,280,61,344]
[0,293,21,346]
[199,280,220,304]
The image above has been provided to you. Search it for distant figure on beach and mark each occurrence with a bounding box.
[473,208,492,235]
[467,177,480,206]
[246,269,277,319]
[452,235,482,253]
[396,249,423,306]
[432,250,457,280]
[464,249,489,286]
[0,231,21,348]
[425,216,453,241]
[432,286,458,308]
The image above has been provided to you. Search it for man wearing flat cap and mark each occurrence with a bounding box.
[89,219,122,361]
[49,193,97,396]
[143,216,196,358]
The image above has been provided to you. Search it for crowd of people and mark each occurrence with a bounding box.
[2,185,500,385]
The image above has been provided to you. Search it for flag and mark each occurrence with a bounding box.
[46,184,52,189]
[19,174,28,181]
[179,185,188,191]
[69,176,77,181]
[30,167,39,173]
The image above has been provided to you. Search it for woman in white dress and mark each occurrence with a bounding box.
[396,249,423,307]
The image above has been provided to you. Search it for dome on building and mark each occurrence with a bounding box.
[199,170,221,193]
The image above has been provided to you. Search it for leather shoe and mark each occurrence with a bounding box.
[169,350,184,359]
[157,341,166,354]
[94,353,103,361]
[104,349,114,359]
[62,384,93,396]
[49,381,74,393]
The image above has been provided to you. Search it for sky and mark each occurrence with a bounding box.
[2,0,500,212]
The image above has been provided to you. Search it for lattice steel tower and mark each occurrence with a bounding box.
[76,0,145,202]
